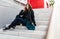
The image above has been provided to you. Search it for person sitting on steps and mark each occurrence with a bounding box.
[3,3,36,30]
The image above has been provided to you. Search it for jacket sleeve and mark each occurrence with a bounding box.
[15,10,24,18]
[19,10,24,15]
[31,10,36,26]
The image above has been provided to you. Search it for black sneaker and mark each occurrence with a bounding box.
[3,27,10,30]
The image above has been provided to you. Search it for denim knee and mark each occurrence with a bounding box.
[27,26,35,30]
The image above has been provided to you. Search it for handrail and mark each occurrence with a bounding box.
[14,0,26,6]
[45,7,54,39]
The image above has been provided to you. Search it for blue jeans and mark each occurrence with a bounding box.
[9,17,35,30]
[24,19,35,30]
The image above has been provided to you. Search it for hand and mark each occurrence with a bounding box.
[34,24,36,26]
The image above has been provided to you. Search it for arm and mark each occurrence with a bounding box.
[14,0,26,6]
[16,10,24,18]
[19,10,24,15]
[31,10,36,26]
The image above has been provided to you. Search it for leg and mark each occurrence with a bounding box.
[3,18,20,30]
[8,18,19,29]
[3,16,26,30]
[8,16,27,28]
[25,19,35,30]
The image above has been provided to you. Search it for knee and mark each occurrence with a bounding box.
[32,26,35,30]
[27,26,35,30]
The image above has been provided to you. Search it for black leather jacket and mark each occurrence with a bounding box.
[19,10,36,26]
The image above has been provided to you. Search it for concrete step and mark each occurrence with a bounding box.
[34,8,52,13]
[19,31,46,39]
[0,34,37,39]
[36,21,49,25]
[15,25,48,31]
[0,25,47,39]
[35,13,51,18]
[35,18,49,21]
[5,24,48,31]
[0,29,46,39]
